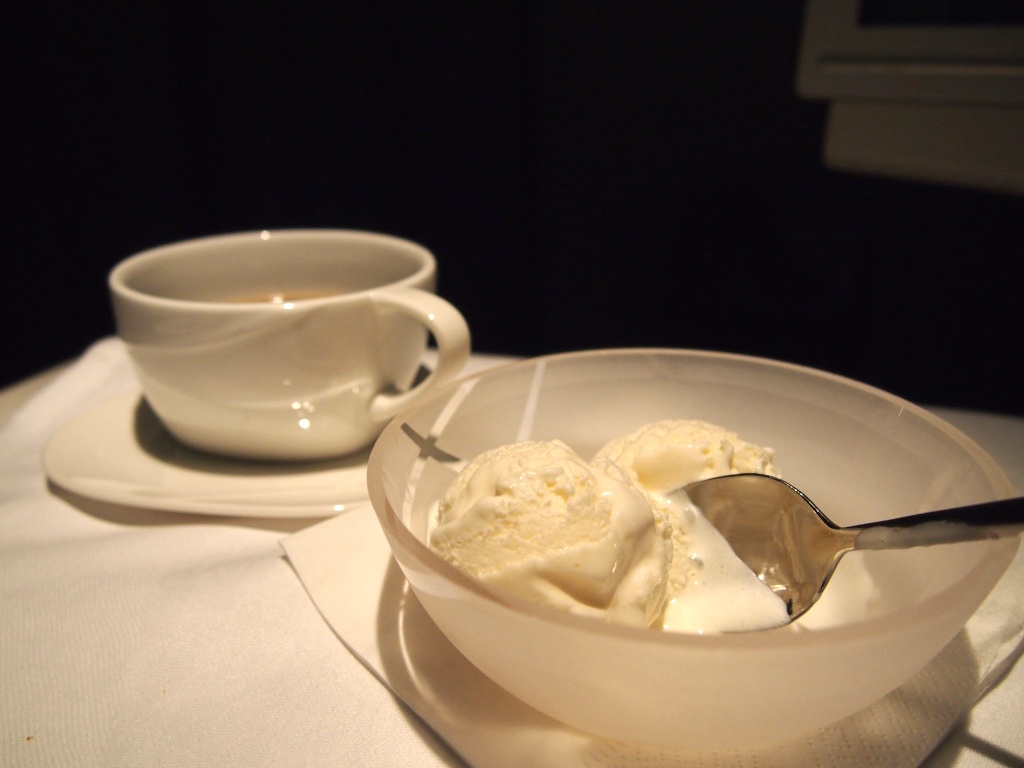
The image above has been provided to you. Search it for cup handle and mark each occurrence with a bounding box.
[367,287,471,422]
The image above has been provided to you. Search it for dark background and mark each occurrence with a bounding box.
[4,3,1022,414]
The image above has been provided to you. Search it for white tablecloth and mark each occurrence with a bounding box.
[2,338,1022,767]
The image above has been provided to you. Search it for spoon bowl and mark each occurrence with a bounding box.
[681,473,1024,622]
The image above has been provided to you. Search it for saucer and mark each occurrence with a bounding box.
[43,393,372,517]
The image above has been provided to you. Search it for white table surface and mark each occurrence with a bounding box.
[2,344,1022,768]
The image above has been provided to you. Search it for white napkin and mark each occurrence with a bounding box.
[8,338,1022,768]
[1,339,462,768]
[284,476,1024,768]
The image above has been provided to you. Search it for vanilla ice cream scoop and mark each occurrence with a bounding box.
[594,419,780,495]
[430,440,671,627]
[430,422,789,634]
[596,420,788,633]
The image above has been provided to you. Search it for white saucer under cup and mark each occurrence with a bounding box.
[43,392,372,517]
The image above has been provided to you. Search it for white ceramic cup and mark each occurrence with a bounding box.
[109,229,471,461]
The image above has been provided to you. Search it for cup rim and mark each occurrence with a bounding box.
[109,228,437,309]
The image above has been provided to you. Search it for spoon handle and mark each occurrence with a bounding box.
[851,496,1024,551]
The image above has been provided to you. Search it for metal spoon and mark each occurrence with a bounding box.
[678,473,1024,622]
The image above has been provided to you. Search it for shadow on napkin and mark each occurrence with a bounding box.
[51,485,324,534]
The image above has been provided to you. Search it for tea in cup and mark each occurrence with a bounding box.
[109,229,471,461]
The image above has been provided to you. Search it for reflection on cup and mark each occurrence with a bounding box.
[109,229,471,461]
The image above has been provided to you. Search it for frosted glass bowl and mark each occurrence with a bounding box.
[366,349,1018,749]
